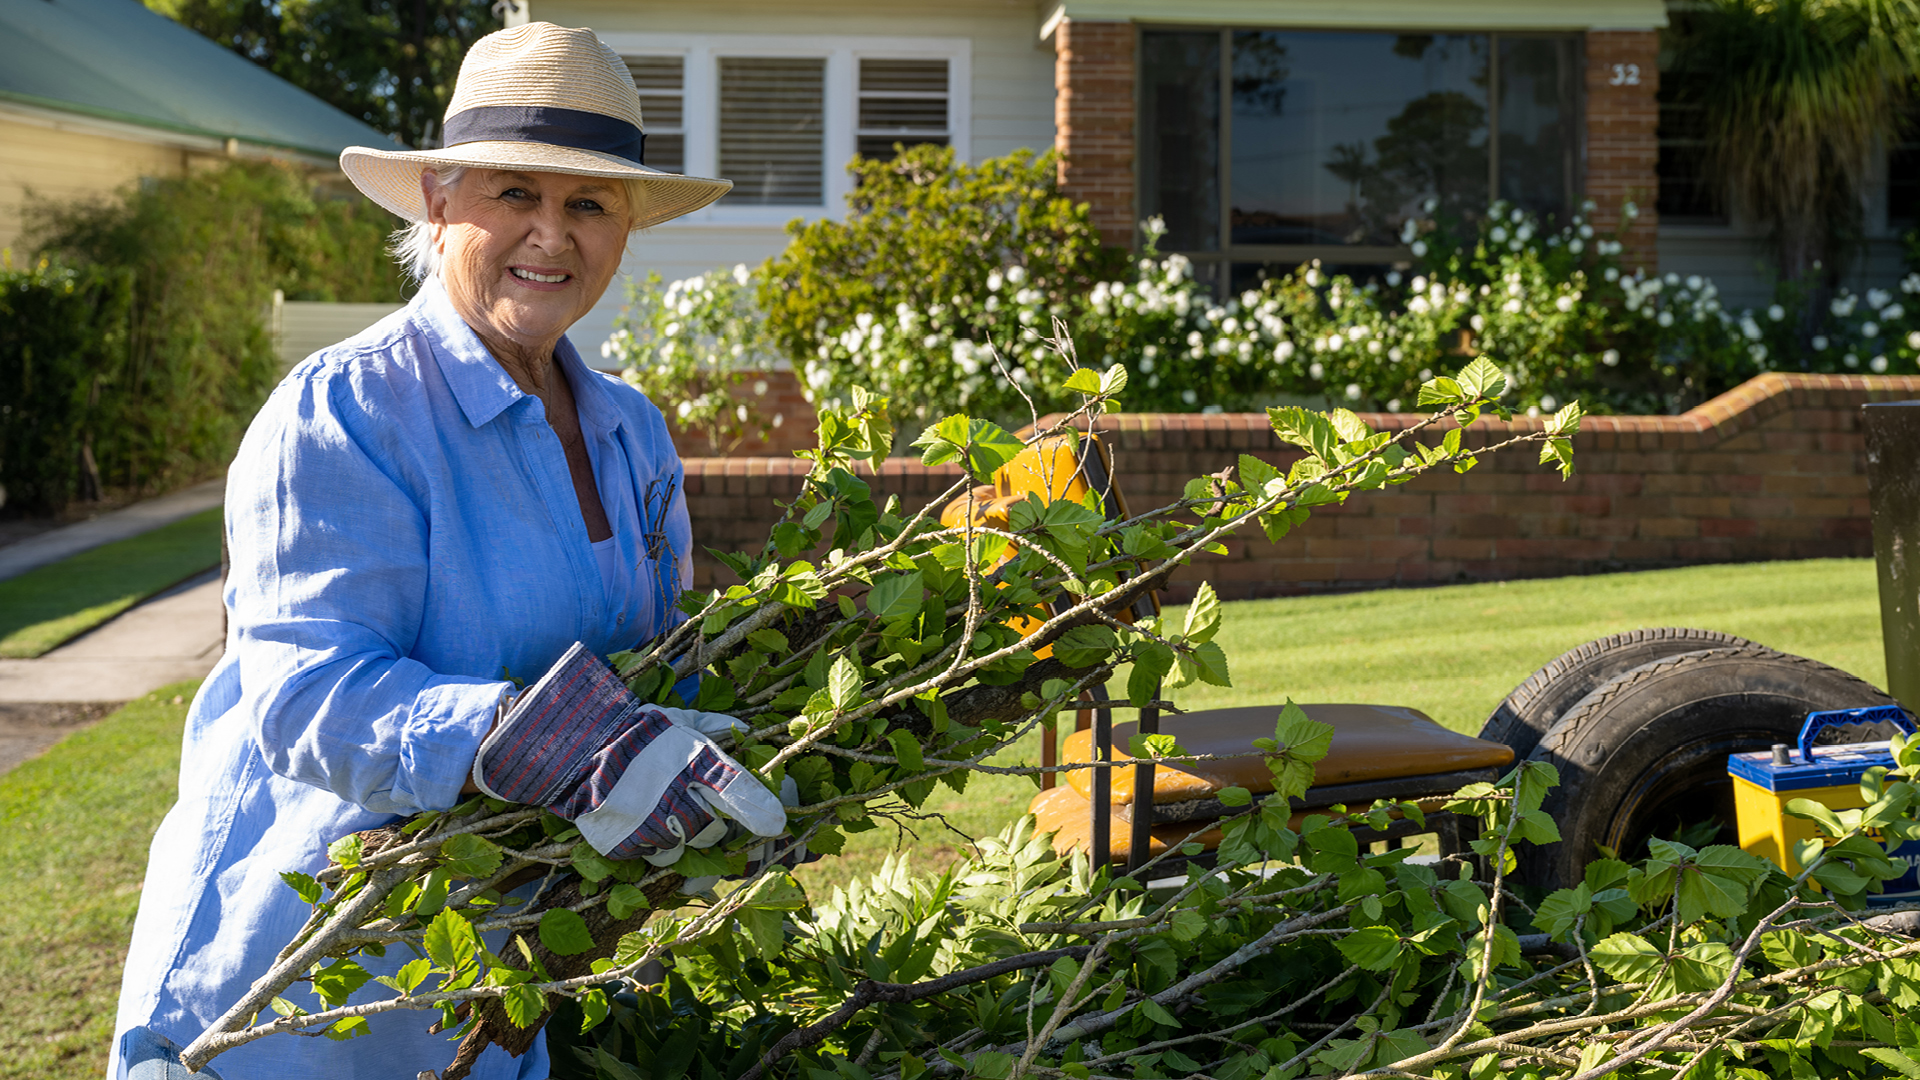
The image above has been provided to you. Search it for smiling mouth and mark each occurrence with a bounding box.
[510,267,570,284]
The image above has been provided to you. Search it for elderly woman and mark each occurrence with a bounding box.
[108,24,784,1080]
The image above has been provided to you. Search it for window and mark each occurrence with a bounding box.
[626,56,684,175]
[1140,28,1584,286]
[1655,14,1723,224]
[857,58,950,161]
[604,33,971,221]
[1891,107,1920,226]
[718,57,825,205]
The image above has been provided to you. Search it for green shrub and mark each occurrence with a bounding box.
[0,260,133,513]
[759,145,1124,426]
[605,267,789,454]
[9,160,406,510]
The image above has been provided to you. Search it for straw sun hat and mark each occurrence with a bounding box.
[339,22,731,230]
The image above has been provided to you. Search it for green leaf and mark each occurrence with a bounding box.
[1183,581,1222,644]
[866,570,924,619]
[1591,932,1665,983]
[888,729,926,773]
[328,833,363,870]
[746,628,789,653]
[1269,701,1335,801]
[1188,640,1231,687]
[1784,797,1850,838]
[607,883,649,920]
[311,958,372,1007]
[1137,997,1180,1027]
[1218,786,1253,807]
[1063,367,1103,394]
[1455,358,1508,401]
[440,833,504,879]
[1053,624,1117,669]
[394,957,431,995]
[1128,643,1174,706]
[828,655,862,710]
[1864,1049,1920,1080]
[972,1051,1016,1079]
[1418,376,1465,406]
[1099,363,1129,397]
[424,909,478,974]
[579,987,610,1034]
[501,983,546,1028]
[1338,926,1404,971]
[280,871,322,905]
[911,415,1025,482]
[539,908,597,956]
[324,1016,370,1041]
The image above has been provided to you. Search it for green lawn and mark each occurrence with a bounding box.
[790,558,1890,897]
[0,508,223,658]
[0,683,192,1080]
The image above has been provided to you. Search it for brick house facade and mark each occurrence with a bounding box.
[1048,4,1669,278]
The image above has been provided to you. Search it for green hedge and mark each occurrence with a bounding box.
[1,161,405,514]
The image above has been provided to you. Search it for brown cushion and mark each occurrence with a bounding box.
[1028,784,1226,861]
[1063,703,1514,806]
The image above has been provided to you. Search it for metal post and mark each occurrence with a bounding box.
[1128,683,1161,874]
[1865,401,1920,712]
[1091,703,1112,872]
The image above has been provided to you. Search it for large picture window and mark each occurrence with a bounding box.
[1141,28,1583,287]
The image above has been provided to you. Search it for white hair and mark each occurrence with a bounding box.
[389,166,649,284]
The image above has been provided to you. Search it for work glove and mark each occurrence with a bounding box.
[471,642,786,866]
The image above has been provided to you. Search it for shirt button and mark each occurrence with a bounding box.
[617,612,625,624]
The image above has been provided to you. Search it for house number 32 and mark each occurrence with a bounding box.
[1609,63,1641,86]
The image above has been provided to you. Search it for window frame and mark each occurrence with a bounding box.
[1135,23,1587,279]
[598,32,972,226]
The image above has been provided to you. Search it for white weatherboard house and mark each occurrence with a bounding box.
[511,0,1914,357]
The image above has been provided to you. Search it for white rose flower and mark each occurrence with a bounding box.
[1812,335,1829,349]
[1328,334,1346,350]
[732,263,750,286]
[1602,349,1620,367]
[1386,271,1403,287]
[1387,398,1402,412]
[1181,389,1198,404]
[1908,330,1920,349]
[987,271,1003,292]
[1885,304,1905,321]
[1686,275,1703,291]
[1604,266,1620,282]
[1657,311,1674,327]
[676,400,693,419]
[1845,353,1860,368]
[1579,223,1595,239]
[1420,368,1433,380]
[1869,288,1891,309]
[1388,347,1404,362]
[1345,383,1362,400]
[1491,226,1509,243]
[1767,304,1786,321]
[1309,362,1325,380]
[1569,239,1585,254]
[1555,296,1574,313]
[1872,355,1889,373]
[1540,395,1558,411]
[1275,341,1295,362]
[1006,265,1027,285]
[1412,276,1428,292]
[1469,315,1485,332]
[1864,322,1881,338]
[1140,356,1155,373]
[1410,240,1428,257]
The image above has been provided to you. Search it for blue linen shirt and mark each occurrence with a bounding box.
[110,278,694,1079]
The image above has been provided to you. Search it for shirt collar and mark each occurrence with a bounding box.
[414,278,526,429]
[411,277,624,435]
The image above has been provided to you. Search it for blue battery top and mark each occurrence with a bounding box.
[1726,705,1916,792]
[1729,741,1898,791]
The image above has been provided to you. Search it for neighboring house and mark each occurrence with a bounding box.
[0,0,393,256]
[520,0,1912,352]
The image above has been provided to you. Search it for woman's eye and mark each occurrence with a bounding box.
[499,187,532,201]
[573,199,605,214]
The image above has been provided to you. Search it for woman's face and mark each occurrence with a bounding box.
[425,168,631,357]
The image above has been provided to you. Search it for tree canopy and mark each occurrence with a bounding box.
[143,0,500,149]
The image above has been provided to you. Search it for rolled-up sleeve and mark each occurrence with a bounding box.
[226,368,505,816]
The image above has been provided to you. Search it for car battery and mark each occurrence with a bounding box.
[1728,704,1920,906]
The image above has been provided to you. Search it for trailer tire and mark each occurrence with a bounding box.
[1479,628,1758,760]
[1517,646,1901,891]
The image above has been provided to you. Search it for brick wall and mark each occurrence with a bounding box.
[681,374,1920,598]
[1054,19,1136,249]
[1585,30,1662,275]
[662,368,819,459]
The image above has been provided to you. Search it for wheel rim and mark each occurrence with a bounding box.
[1600,731,1782,861]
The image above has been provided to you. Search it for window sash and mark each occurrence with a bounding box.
[1139,25,1585,287]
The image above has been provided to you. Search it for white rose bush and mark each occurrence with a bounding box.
[609,149,1920,437]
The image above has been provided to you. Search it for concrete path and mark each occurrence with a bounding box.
[0,477,225,582]
[0,570,224,704]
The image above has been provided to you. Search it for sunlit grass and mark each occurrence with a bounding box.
[0,508,222,657]
[790,558,1886,898]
